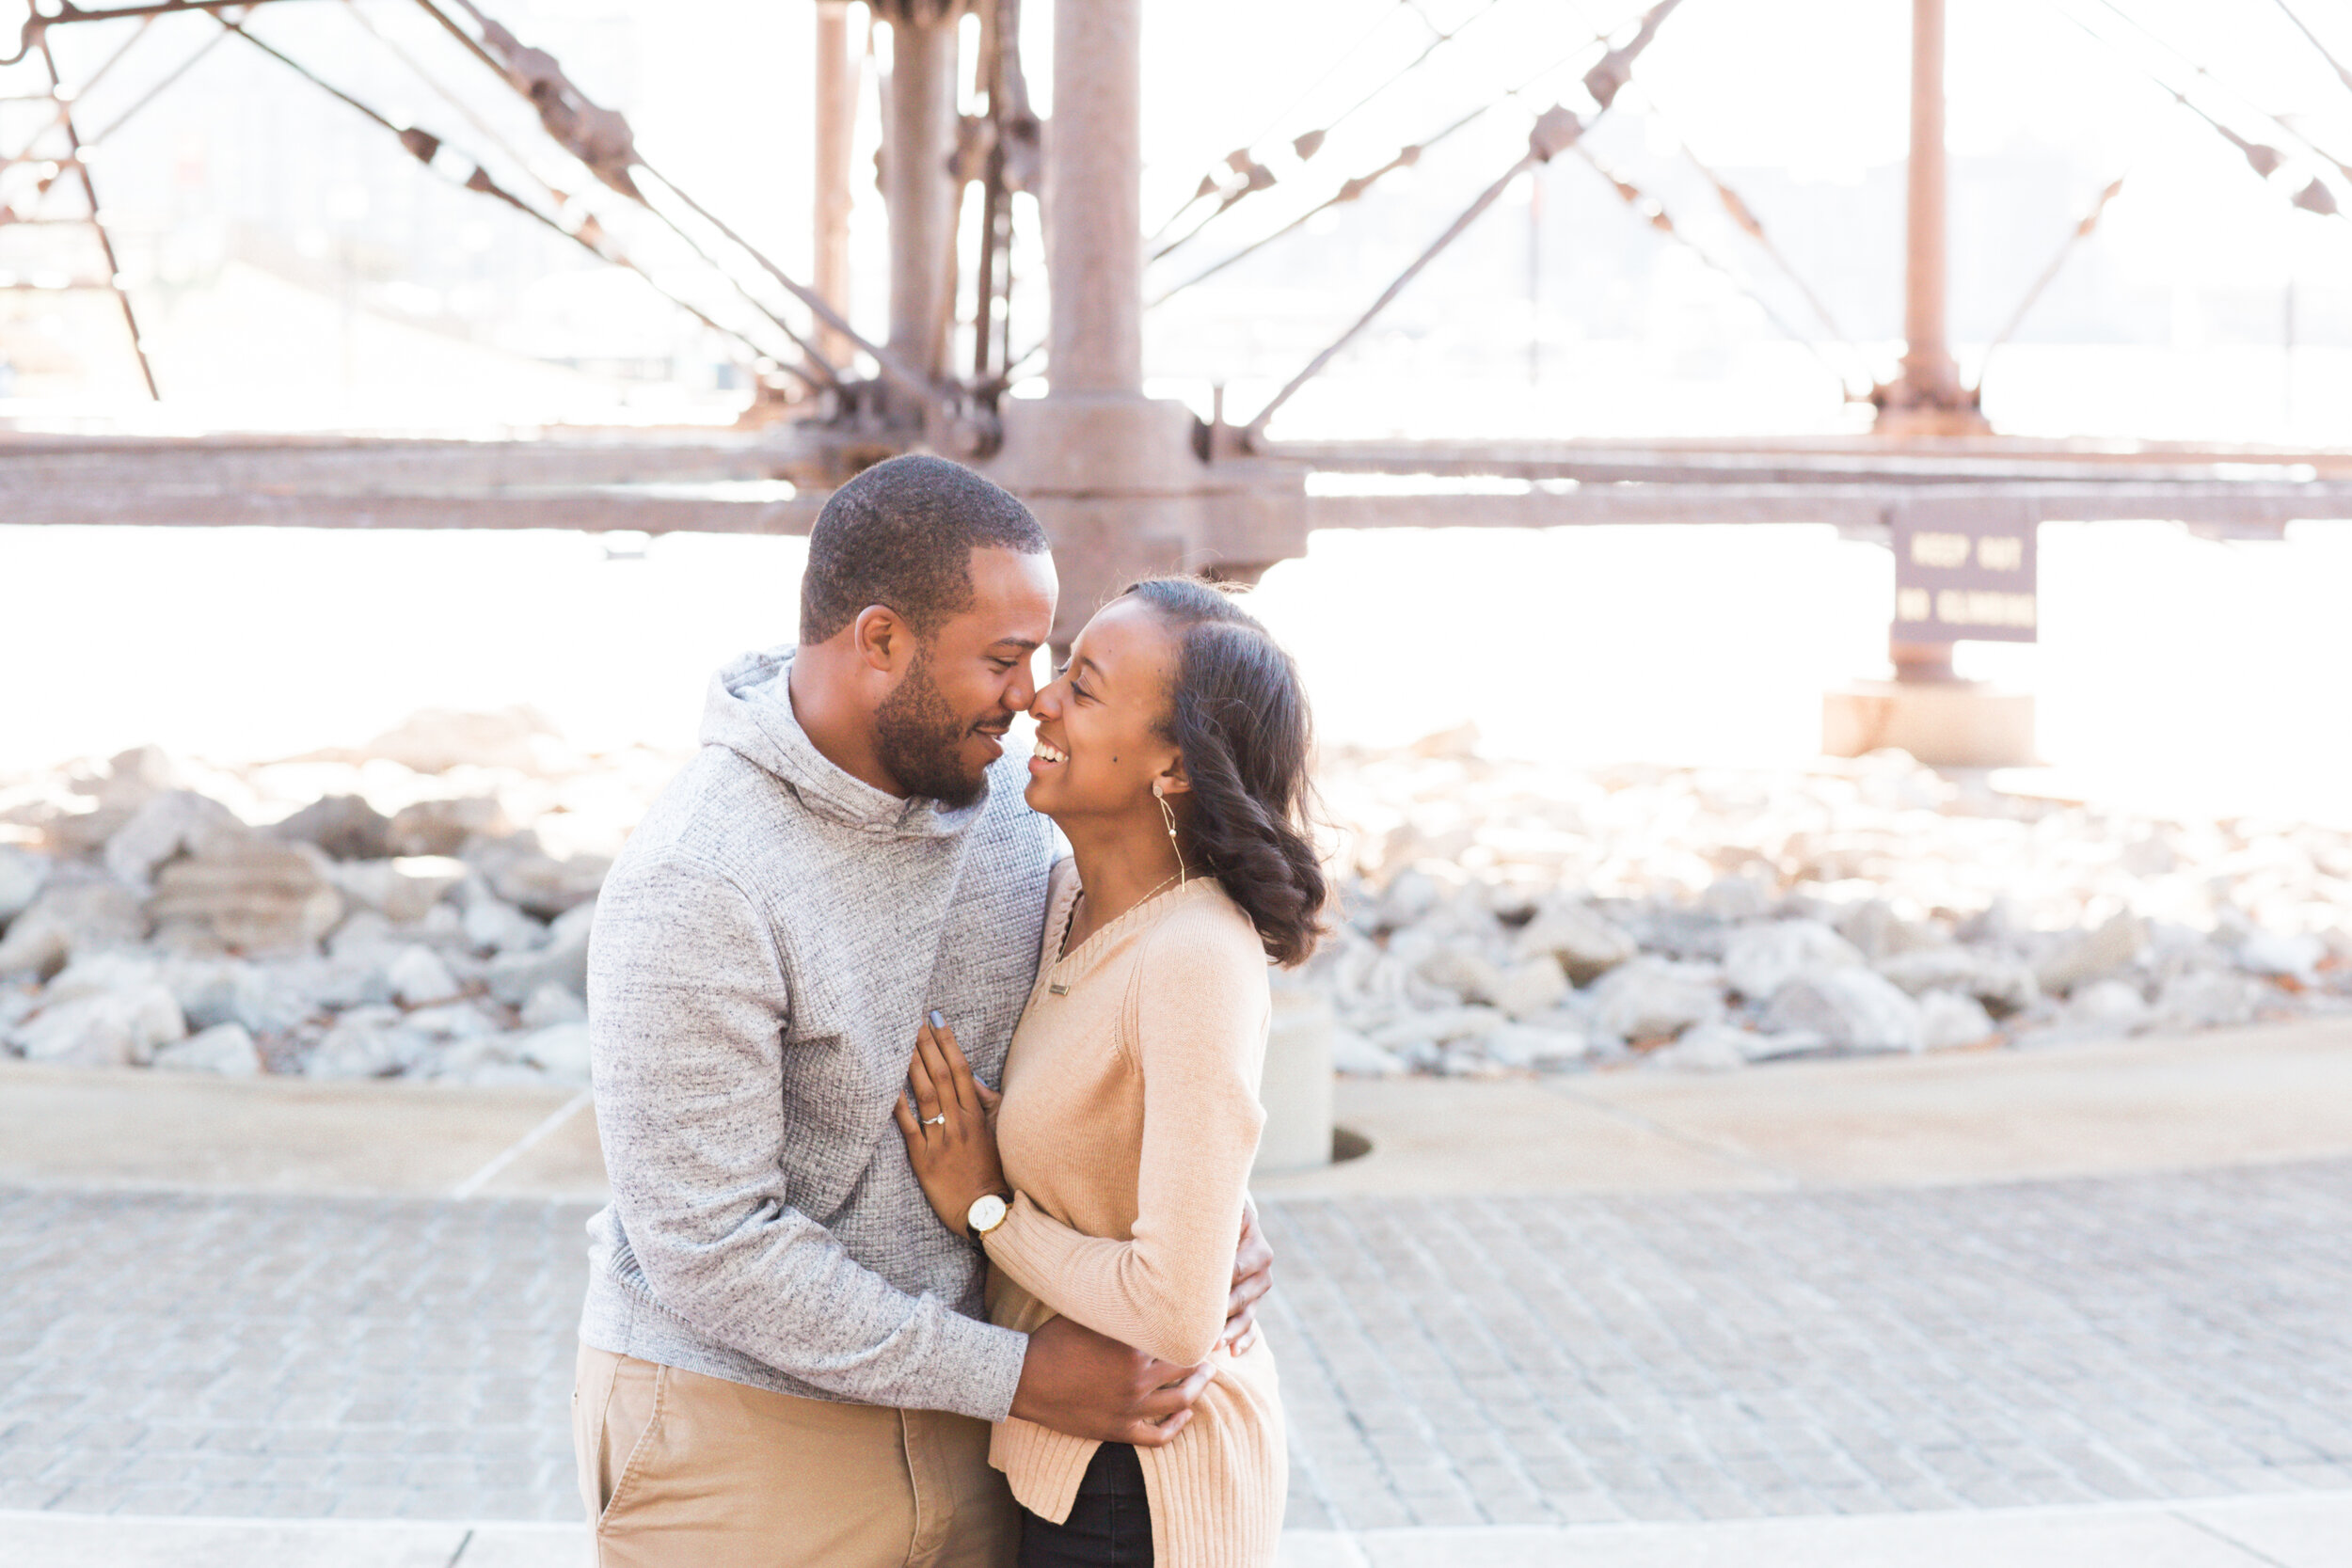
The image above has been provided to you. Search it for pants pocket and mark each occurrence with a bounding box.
[590,1354,670,1531]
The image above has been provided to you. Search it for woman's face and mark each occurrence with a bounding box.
[1025,595,1184,824]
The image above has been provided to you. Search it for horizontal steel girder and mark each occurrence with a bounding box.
[8,432,2352,542]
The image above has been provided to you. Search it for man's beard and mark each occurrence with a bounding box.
[873,653,992,809]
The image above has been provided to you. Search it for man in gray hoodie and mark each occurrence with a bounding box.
[572,455,1272,1567]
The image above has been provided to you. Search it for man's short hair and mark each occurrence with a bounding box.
[798,454,1050,644]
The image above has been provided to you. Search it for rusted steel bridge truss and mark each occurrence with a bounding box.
[5,0,2350,624]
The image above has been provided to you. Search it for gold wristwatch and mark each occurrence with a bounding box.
[965,1191,1011,1243]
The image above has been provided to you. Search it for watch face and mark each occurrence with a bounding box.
[969,1194,1009,1232]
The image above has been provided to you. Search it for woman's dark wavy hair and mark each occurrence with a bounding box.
[1124,577,1327,967]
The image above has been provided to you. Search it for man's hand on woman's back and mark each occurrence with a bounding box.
[1223,1200,1274,1355]
[1010,1317,1215,1446]
[1009,1200,1273,1443]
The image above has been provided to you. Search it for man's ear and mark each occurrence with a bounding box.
[851,605,914,675]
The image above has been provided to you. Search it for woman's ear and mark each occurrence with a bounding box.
[1154,756,1192,800]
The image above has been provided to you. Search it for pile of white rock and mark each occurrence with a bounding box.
[1302,736,2352,1077]
[6,716,2348,1086]
[0,710,659,1085]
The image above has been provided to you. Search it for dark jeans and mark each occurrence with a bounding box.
[1016,1442,1152,1567]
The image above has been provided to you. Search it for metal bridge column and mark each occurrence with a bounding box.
[813,1,861,369]
[1044,0,1142,394]
[1833,0,2028,764]
[984,0,1308,647]
[880,3,961,394]
[1874,0,1988,435]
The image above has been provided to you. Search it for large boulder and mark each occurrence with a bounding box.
[1368,867,1443,930]
[40,950,163,1006]
[2066,978,2151,1036]
[484,901,594,1006]
[1512,903,1637,985]
[103,790,249,885]
[1643,1022,1754,1071]
[147,840,343,954]
[328,857,468,924]
[402,1000,504,1044]
[385,797,511,858]
[1367,1005,1504,1053]
[152,1022,262,1076]
[361,707,559,775]
[1329,1026,1406,1077]
[2238,930,2326,982]
[268,795,394,862]
[1413,946,1503,1006]
[8,984,185,1067]
[1918,989,1998,1050]
[2153,970,2266,1030]
[1875,945,2041,1015]
[1587,958,1724,1043]
[1635,909,1734,963]
[49,746,177,855]
[158,956,317,1036]
[1722,919,1864,1001]
[459,893,545,956]
[517,1021,592,1081]
[1482,1021,1590,1070]
[1835,899,1947,961]
[1696,876,1776,921]
[465,836,609,920]
[1763,968,1925,1052]
[0,847,49,929]
[2033,913,2148,996]
[520,982,586,1029]
[386,944,463,1006]
[0,881,148,979]
[304,1006,433,1079]
[1492,956,1569,1021]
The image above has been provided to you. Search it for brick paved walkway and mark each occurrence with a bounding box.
[1267,1165,2352,1528]
[0,1194,581,1521]
[4,1164,2350,1528]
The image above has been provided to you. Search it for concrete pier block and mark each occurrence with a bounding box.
[1823,680,2036,768]
[1255,984,1335,1176]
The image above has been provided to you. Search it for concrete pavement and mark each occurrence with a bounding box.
[0,1064,603,1201]
[5,1493,2349,1567]
[10,1015,2352,1206]
[1258,1016,2352,1198]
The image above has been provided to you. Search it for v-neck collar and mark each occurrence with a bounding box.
[1037,872,1217,999]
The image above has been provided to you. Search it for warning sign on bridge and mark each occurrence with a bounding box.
[1890,499,2038,644]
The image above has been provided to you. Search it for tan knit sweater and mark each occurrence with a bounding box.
[983,859,1284,1568]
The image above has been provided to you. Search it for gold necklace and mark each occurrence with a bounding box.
[1057,868,1189,967]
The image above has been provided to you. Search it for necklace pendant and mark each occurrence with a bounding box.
[1048,982,1070,997]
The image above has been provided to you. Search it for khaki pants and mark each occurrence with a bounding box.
[573,1343,1019,1568]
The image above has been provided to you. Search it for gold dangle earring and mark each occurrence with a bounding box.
[1153,781,1187,883]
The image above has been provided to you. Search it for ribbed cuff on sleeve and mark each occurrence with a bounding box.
[935,1307,1030,1424]
[983,1193,1084,1307]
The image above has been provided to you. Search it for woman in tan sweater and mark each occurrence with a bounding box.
[894,578,1325,1568]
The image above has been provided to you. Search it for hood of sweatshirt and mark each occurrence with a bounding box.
[698,645,1008,840]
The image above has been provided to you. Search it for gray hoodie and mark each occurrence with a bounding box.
[579,647,1055,1421]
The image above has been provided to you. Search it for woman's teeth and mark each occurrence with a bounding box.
[1036,740,1070,764]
